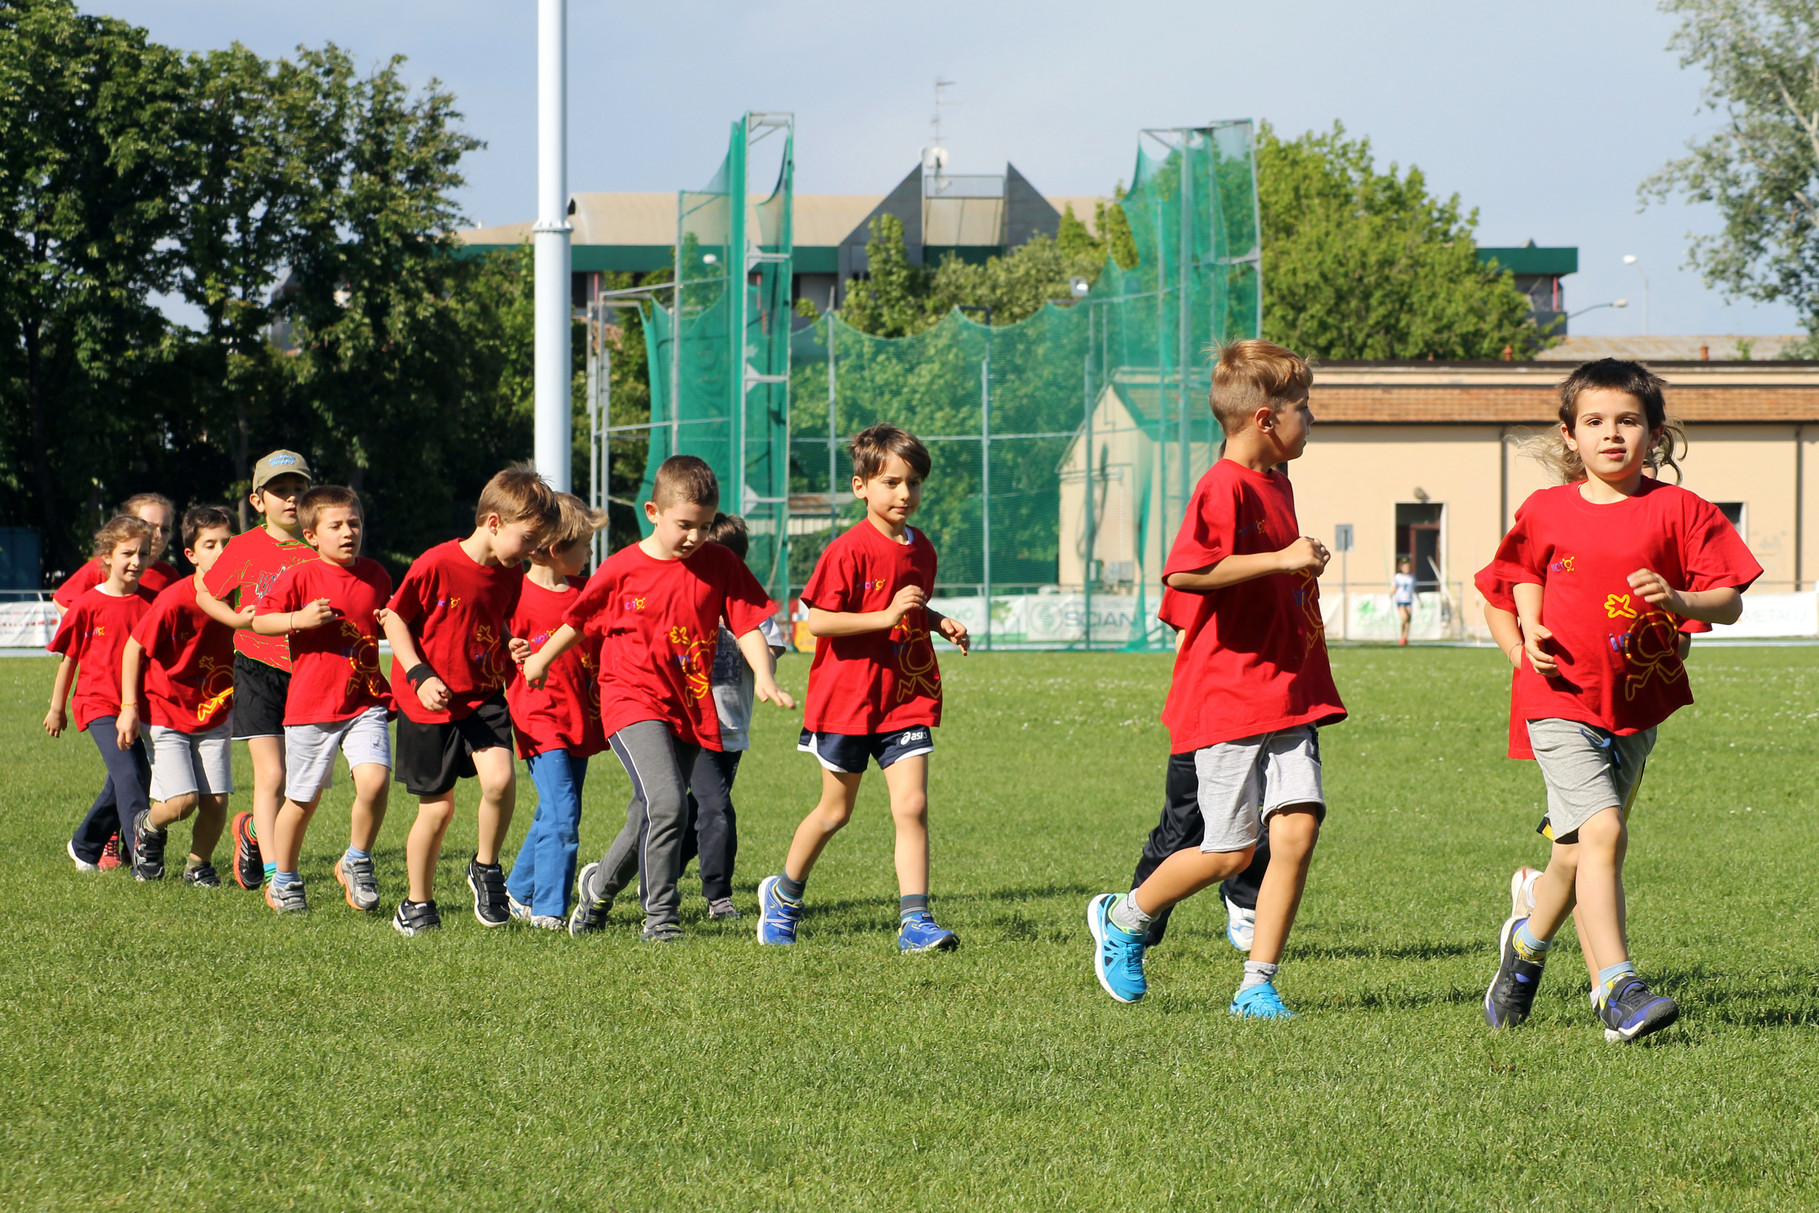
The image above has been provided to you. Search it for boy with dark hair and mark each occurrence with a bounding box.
[755,423,971,953]
[381,464,559,935]
[1087,339,1346,1017]
[198,450,318,892]
[526,456,792,943]
[119,505,239,885]
[252,485,394,914]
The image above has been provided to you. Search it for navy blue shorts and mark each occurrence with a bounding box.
[797,726,934,774]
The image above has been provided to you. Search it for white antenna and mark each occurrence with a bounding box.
[923,77,955,182]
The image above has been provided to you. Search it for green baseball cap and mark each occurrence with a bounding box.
[251,449,313,493]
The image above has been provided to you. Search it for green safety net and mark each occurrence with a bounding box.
[785,121,1260,650]
[639,113,794,600]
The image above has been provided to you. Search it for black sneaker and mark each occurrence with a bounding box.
[706,897,741,921]
[182,863,221,888]
[131,810,167,882]
[641,922,685,943]
[393,899,441,937]
[231,812,262,890]
[1483,915,1546,1028]
[1599,976,1679,1043]
[466,858,509,928]
[568,861,612,936]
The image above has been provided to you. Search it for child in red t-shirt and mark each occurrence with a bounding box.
[380,465,558,936]
[197,449,317,892]
[45,515,159,871]
[252,486,395,915]
[1478,359,1761,1043]
[502,493,609,929]
[1088,341,1345,1016]
[52,492,179,614]
[754,425,971,953]
[526,456,792,943]
[118,505,238,885]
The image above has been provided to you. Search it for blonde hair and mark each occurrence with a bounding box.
[1210,339,1313,435]
[92,515,154,560]
[537,492,608,555]
[476,463,559,531]
[1520,358,1686,484]
[120,492,175,520]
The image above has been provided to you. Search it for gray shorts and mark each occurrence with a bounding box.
[1191,725,1327,853]
[147,721,234,802]
[1525,718,1655,842]
[284,705,392,803]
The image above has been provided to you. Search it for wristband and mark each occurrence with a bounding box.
[405,663,435,689]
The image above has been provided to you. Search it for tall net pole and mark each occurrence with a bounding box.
[533,0,572,492]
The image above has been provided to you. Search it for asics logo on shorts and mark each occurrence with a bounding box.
[898,729,929,743]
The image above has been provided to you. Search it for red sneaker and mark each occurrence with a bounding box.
[98,832,123,872]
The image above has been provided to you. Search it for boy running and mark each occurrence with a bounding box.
[1087,339,1345,1016]
[527,457,790,943]
[119,505,239,885]
[381,464,557,935]
[252,486,394,914]
[198,450,318,891]
[1479,359,1760,1042]
[755,424,971,953]
[503,493,609,930]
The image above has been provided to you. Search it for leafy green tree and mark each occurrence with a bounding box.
[1643,0,1819,339]
[1255,121,1540,359]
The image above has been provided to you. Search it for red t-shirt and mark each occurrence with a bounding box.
[202,526,318,672]
[55,560,179,610]
[800,521,943,734]
[387,539,524,723]
[1158,460,1346,752]
[47,586,156,731]
[564,542,776,750]
[508,576,606,759]
[258,556,394,725]
[1476,479,1761,757]
[130,577,237,733]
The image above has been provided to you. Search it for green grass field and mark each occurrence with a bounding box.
[5,646,1818,1210]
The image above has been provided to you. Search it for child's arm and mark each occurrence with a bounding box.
[520,623,580,689]
[382,609,451,711]
[1482,603,1525,669]
[808,585,924,638]
[1510,582,1559,676]
[195,583,256,629]
[1165,537,1329,592]
[735,626,796,710]
[925,608,970,655]
[251,597,336,635]
[1628,569,1744,626]
[43,656,74,737]
[118,638,147,750]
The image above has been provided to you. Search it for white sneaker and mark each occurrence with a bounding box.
[1224,895,1256,952]
[1509,866,1542,919]
[529,914,565,931]
[67,840,100,873]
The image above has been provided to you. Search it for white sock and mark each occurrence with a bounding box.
[1109,890,1152,935]
[1240,960,1279,991]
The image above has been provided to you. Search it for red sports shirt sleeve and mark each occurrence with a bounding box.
[1161,475,1235,580]
[799,541,858,613]
[719,551,778,637]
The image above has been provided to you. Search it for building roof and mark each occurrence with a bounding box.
[1534,334,1807,361]
[1476,244,1577,276]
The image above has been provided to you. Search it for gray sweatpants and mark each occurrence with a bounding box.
[594,720,700,932]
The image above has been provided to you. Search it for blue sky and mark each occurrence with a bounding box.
[101,0,1801,337]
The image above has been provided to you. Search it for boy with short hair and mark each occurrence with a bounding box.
[503,493,609,929]
[381,464,558,935]
[47,516,158,870]
[198,450,318,891]
[119,505,239,885]
[526,457,792,944]
[1087,339,1346,1017]
[754,424,971,953]
[252,485,394,914]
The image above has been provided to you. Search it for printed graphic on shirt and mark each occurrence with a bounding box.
[1604,593,1685,701]
[577,647,602,721]
[470,623,512,692]
[892,618,940,703]
[340,618,387,701]
[194,655,236,725]
[668,623,712,700]
[1289,570,1326,652]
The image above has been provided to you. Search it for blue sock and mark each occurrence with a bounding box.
[1512,921,1552,962]
[1597,961,1637,1004]
[273,869,300,889]
[899,894,929,921]
[262,861,277,885]
[344,846,370,863]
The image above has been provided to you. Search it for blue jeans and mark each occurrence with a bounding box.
[72,717,150,864]
[505,749,589,918]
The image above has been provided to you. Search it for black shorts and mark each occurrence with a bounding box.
[230,654,290,740]
[394,694,513,797]
[797,726,934,774]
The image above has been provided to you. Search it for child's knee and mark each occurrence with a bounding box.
[1266,806,1322,854]
[889,791,928,824]
[813,798,853,830]
[415,797,457,828]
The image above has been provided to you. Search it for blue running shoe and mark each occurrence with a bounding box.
[1599,976,1679,1043]
[1484,914,1547,1029]
[1230,981,1294,1019]
[1086,893,1147,1003]
[755,875,801,946]
[897,912,958,953]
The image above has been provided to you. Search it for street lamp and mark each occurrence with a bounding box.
[1567,299,1629,321]
[1622,255,1649,335]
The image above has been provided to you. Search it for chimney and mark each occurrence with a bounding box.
[1700,343,1709,361]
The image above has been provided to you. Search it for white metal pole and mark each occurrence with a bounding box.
[533,0,572,491]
